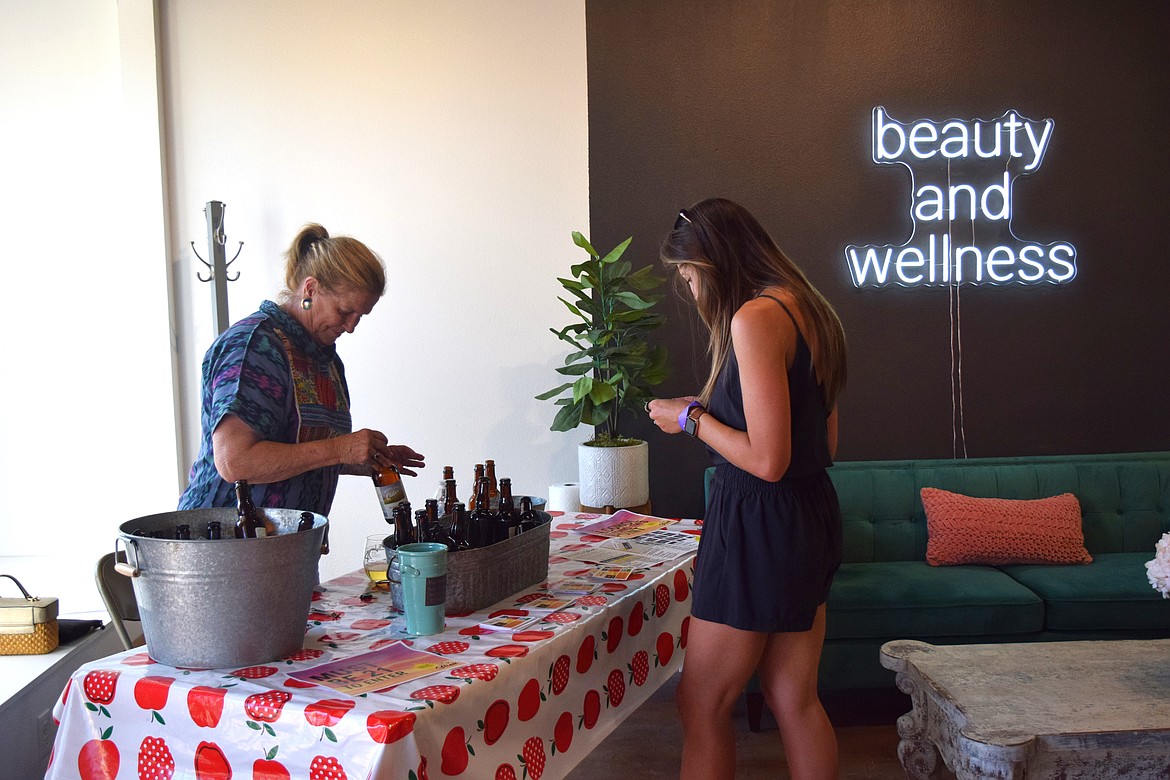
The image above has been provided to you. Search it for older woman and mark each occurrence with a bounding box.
[179,223,424,515]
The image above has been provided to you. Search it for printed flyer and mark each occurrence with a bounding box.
[575,509,673,539]
[288,641,459,694]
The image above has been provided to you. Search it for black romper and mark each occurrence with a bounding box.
[690,295,843,633]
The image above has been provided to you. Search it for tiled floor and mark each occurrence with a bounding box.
[566,672,911,779]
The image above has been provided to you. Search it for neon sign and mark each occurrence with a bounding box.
[845,107,1077,288]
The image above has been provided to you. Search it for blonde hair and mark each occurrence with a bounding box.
[282,223,386,300]
[660,198,846,410]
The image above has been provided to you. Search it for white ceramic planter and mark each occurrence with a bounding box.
[578,440,650,509]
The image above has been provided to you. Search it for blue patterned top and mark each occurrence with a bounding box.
[178,300,352,514]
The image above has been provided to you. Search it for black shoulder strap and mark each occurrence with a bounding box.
[755,293,800,332]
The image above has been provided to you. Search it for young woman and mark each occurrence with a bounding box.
[647,198,847,779]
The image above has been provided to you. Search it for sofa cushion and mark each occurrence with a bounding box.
[1000,553,1170,631]
[920,488,1093,566]
[826,561,1044,640]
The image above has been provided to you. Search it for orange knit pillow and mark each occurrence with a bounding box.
[921,487,1093,566]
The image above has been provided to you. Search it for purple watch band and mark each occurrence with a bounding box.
[678,401,703,431]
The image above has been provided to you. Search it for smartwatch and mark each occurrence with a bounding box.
[679,401,705,437]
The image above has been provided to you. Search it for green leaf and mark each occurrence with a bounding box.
[589,382,617,404]
[557,297,585,320]
[101,726,113,740]
[551,402,583,432]
[264,723,276,737]
[599,236,632,265]
[557,276,587,292]
[247,721,261,731]
[555,361,594,376]
[152,711,166,725]
[267,746,279,761]
[535,383,572,401]
[611,291,658,310]
[570,258,600,281]
[571,230,597,257]
[624,265,666,290]
[572,375,593,403]
[325,727,337,742]
[85,702,98,712]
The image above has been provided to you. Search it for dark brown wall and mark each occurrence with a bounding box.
[585,0,1170,519]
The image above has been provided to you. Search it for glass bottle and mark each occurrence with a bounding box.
[441,479,460,516]
[424,498,441,529]
[174,523,192,540]
[206,520,223,540]
[468,477,495,548]
[484,459,500,510]
[234,480,273,538]
[448,502,470,549]
[518,496,541,533]
[297,512,315,532]
[392,500,415,547]
[496,477,517,542]
[468,464,485,510]
[433,465,455,504]
[373,465,409,521]
[416,508,434,542]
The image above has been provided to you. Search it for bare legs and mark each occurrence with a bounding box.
[677,606,837,779]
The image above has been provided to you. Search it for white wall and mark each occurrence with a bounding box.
[0,1,590,607]
[162,1,591,581]
[0,0,176,612]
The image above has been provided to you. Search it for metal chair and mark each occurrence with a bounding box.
[95,552,142,649]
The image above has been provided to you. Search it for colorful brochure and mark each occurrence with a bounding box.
[288,641,459,694]
[575,509,674,539]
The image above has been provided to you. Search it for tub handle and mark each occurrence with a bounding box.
[114,537,141,577]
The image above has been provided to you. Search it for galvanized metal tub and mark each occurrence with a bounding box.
[117,508,327,669]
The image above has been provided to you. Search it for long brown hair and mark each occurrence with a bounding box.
[659,198,846,409]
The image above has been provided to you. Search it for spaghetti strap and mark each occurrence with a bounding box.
[755,293,800,333]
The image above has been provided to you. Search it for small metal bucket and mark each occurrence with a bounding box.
[117,508,327,669]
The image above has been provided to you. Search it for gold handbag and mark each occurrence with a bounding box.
[0,574,59,655]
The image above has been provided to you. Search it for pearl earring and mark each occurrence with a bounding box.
[301,297,313,311]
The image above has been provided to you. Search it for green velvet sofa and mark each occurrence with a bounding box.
[704,451,1170,701]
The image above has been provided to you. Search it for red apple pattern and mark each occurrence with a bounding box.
[54,516,701,780]
[136,735,174,780]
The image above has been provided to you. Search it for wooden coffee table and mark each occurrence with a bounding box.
[880,639,1170,779]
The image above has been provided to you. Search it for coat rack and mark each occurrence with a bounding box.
[191,200,244,335]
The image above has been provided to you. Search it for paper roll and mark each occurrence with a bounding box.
[547,483,581,513]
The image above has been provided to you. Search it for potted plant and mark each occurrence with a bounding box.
[536,231,668,510]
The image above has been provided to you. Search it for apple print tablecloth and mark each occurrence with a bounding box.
[48,512,699,780]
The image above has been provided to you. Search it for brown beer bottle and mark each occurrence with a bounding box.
[392,500,415,547]
[518,496,541,532]
[448,502,471,549]
[174,524,192,540]
[484,459,500,510]
[468,477,495,548]
[441,479,459,516]
[234,480,275,538]
[468,464,485,510]
[297,512,315,532]
[374,465,409,521]
[496,477,518,542]
[206,520,223,540]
